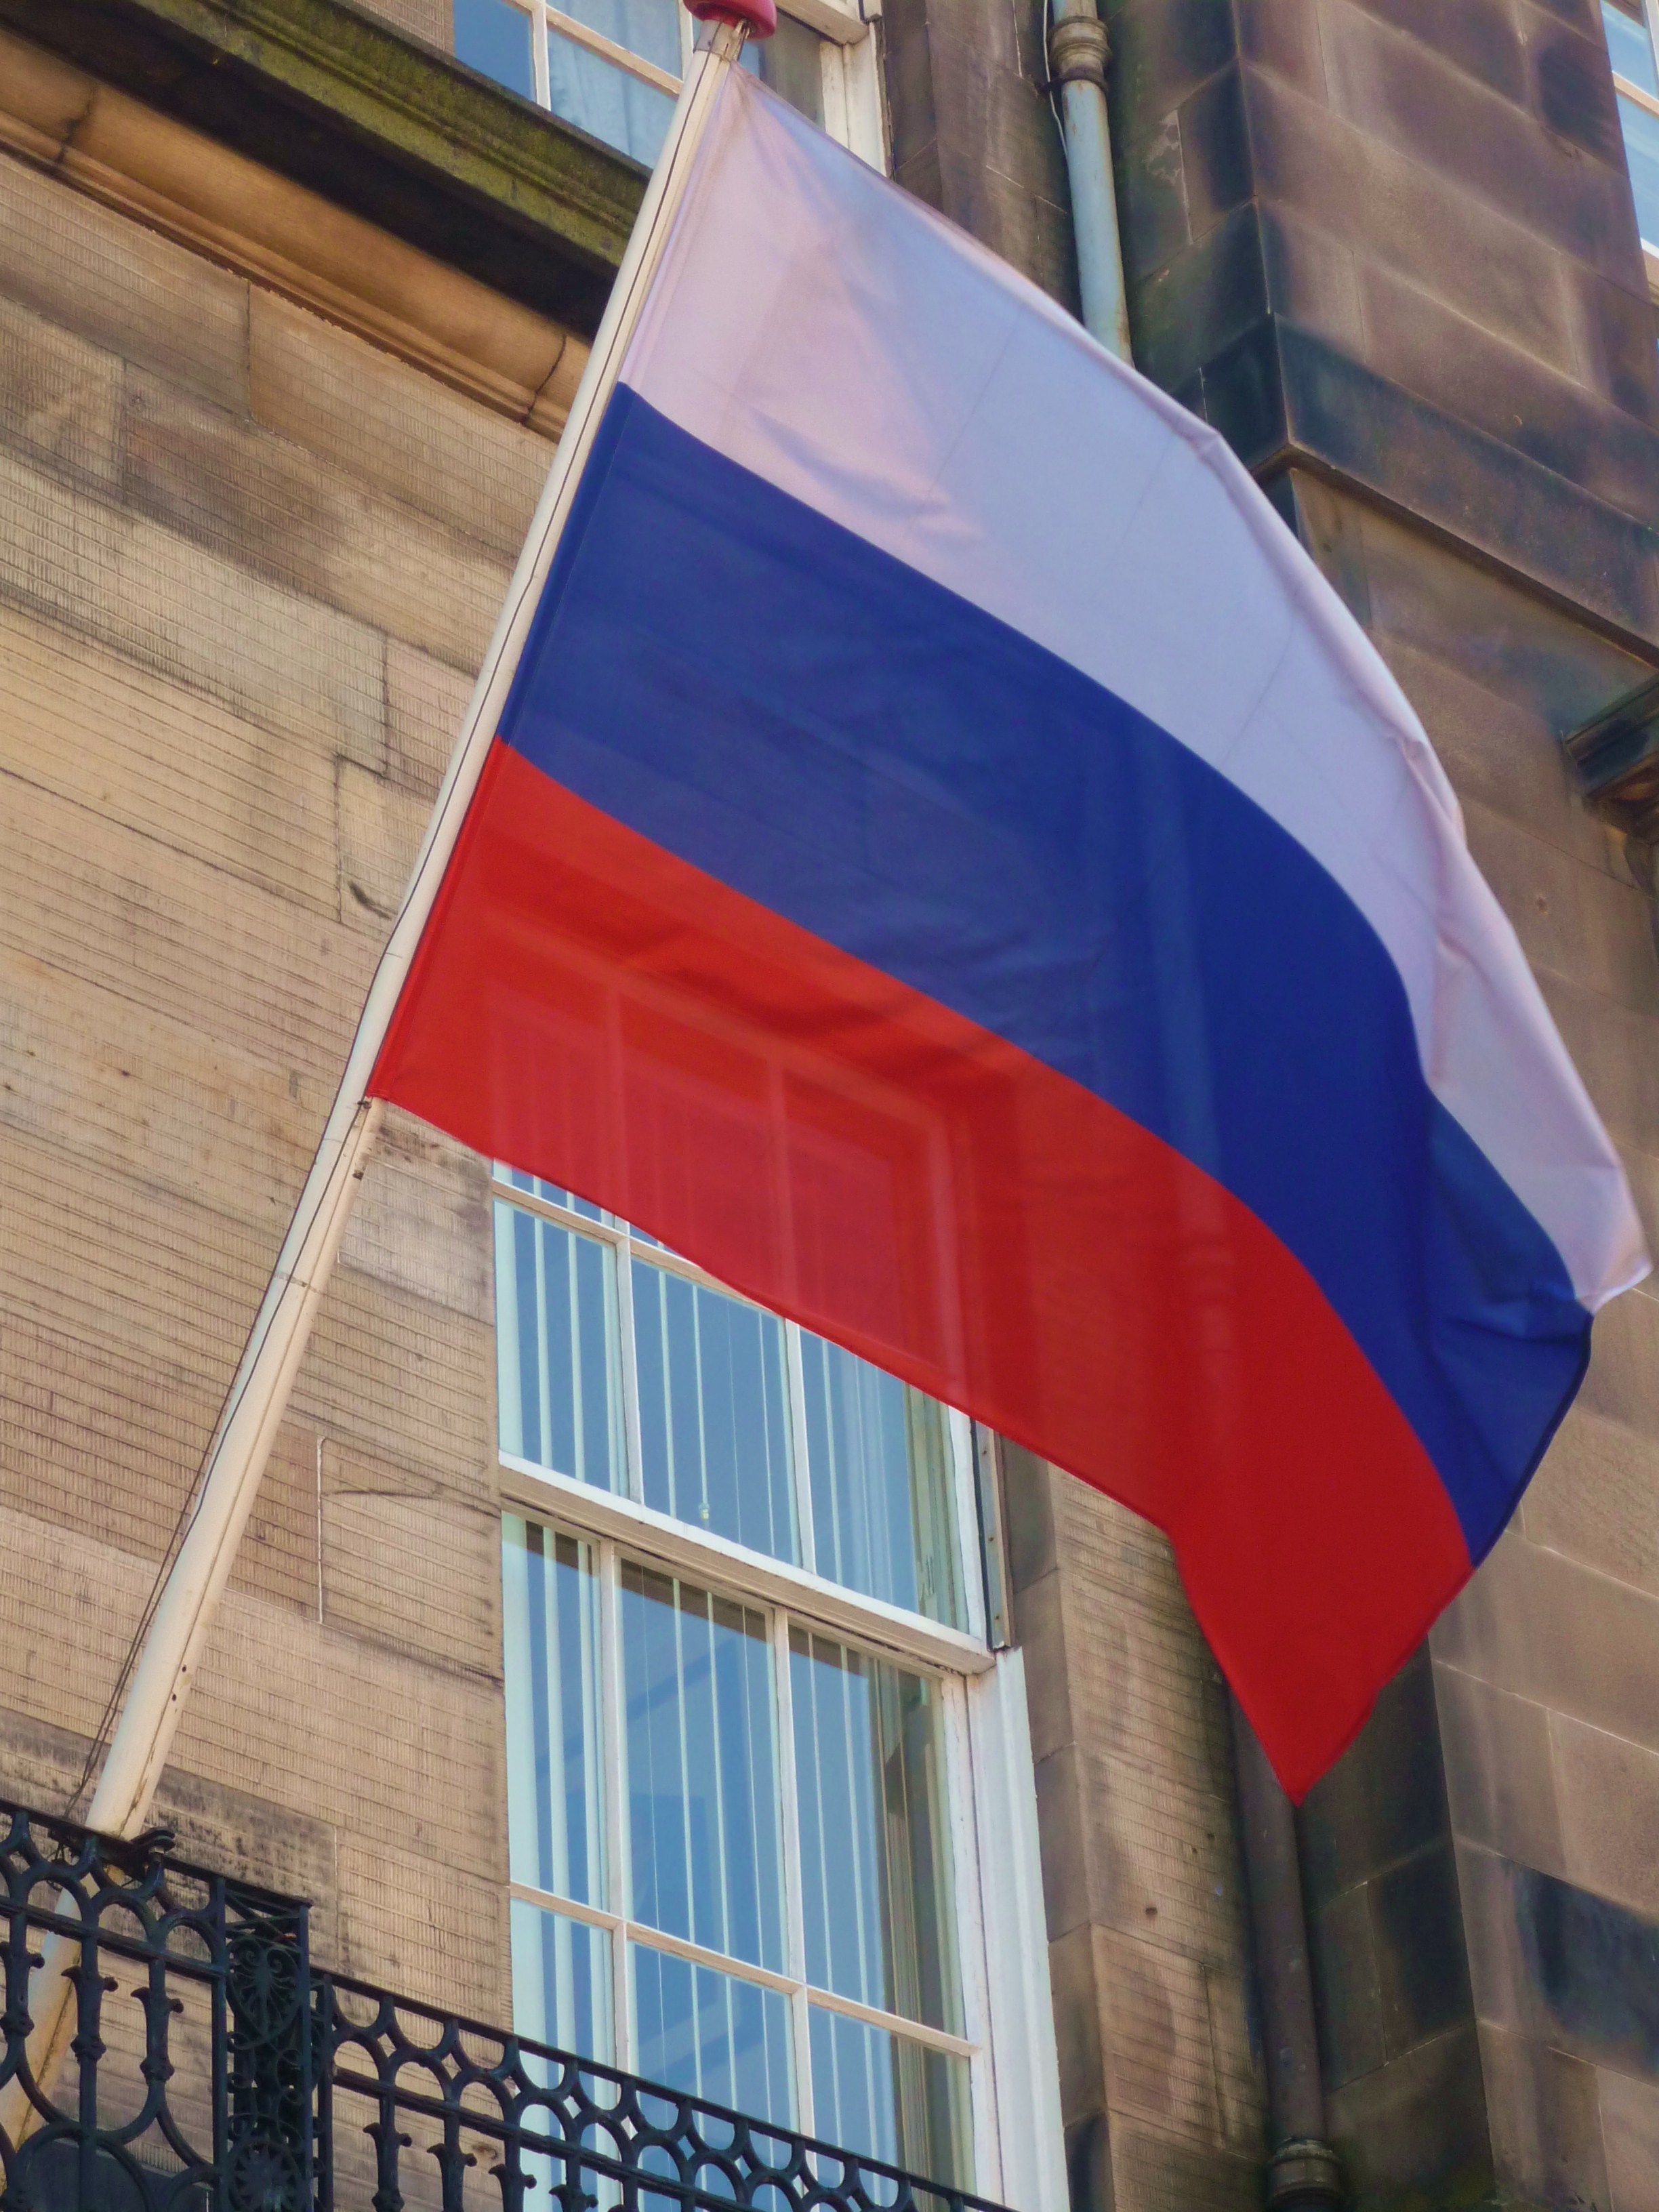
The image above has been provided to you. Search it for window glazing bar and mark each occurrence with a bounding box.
[545,3,682,90]
[1617,68,1659,118]
[503,1461,996,1675]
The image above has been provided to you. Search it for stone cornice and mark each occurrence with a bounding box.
[0,0,646,333]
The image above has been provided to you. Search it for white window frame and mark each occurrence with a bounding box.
[495,1170,989,1659]
[495,1170,1065,2209]
[458,0,888,171]
[1605,0,1659,282]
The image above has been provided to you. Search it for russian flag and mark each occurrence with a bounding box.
[369,66,1647,1795]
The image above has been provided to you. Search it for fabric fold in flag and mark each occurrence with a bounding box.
[369,66,1647,1797]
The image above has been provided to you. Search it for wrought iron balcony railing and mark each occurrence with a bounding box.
[0,1797,1008,2212]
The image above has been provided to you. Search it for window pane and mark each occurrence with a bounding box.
[1618,89,1659,247]
[495,1200,623,1490]
[630,1944,794,2126]
[790,1633,962,2034]
[1606,2,1659,95]
[511,1898,614,2062]
[808,2007,972,2191]
[504,1520,604,1904]
[502,1166,607,1223]
[455,0,537,98]
[621,1563,787,1973]
[547,36,676,165]
[556,0,681,74]
[800,1336,962,1626]
[739,12,825,123]
[632,1261,798,1561]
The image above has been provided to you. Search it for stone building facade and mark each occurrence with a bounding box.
[1,1,1658,2210]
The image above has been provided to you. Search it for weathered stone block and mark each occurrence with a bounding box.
[1553,1714,1659,1920]
[1244,64,1581,375]
[1370,1842,1474,2057]
[1107,2113,1260,2212]
[1013,1570,1074,1767]
[229,1414,322,1620]
[177,1582,504,1875]
[1349,489,1650,734]
[1050,1482,1233,1793]
[1,1305,215,1563]
[0,1118,276,1394]
[0,935,322,1235]
[1306,1881,1385,2089]
[1434,1525,1659,1753]
[335,760,430,929]
[340,1837,508,2023]
[298,1264,495,1494]
[323,1491,500,1677]
[1525,1404,1659,1601]
[1601,2064,1659,2212]
[1113,105,1191,277]
[1349,251,1659,516]
[1324,2022,1492,2212]
[1233,0,1327,98]
[1178,66,1253,241]
[1046,1922,1107,2123]
[1525,8,1625,168]
[249,294,548,557]
[1078,1746,1250,1964]
[1315,0,1641,285]
[1479,2021,1612,2209]
[1256,203,1364,350]
[1378,635,1613,878]
[0,293,119,489]
[1298,1647,1448,1904]
[1433,1660,1566,1879]
[0,598,339,920]
[0,766,373,1082]
[0,143,249,410]
[339,1135,493,1325]
[1568,260,1659,428]
[121,368,511,672]
[1332,0,1525,105]
[1094,1925,1231,2142]
[386,638,473,800]
[0,443,386,768]
[1580,1279,1659,1439]
[1110,0,1237,117]
[1463,800,1659,1018]
[1505,1860,1659,2083]
[1033,1740,1092,1938]
[1130,202,1267,391]
[353,0,452,46]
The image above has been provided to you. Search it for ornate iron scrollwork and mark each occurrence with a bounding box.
[0,1797,1010,2212]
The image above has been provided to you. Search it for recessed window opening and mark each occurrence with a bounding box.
[493,1169,974,1632]
[504,1516,976,2185]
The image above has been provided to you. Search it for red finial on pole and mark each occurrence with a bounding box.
[684,0,777,37]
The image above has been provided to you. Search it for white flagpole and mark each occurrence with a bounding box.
[5,19,745,2137]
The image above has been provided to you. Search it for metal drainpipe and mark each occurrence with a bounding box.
[1040,15,1340,2197]
[1045,0,1132,358]
[1230,1697,1346,2209]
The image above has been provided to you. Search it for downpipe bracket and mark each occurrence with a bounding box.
[1043,12,1109,93]
[1266,2137,1345,2211]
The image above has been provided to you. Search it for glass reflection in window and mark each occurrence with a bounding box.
[632,1946,794,2125]
[800,1334,962,1626]
[621,1564,787,1974]
[496,1202,623,1491]
[632,1260,797,1561]
[790,1631,962,2034]
[808,2007,971,2188]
